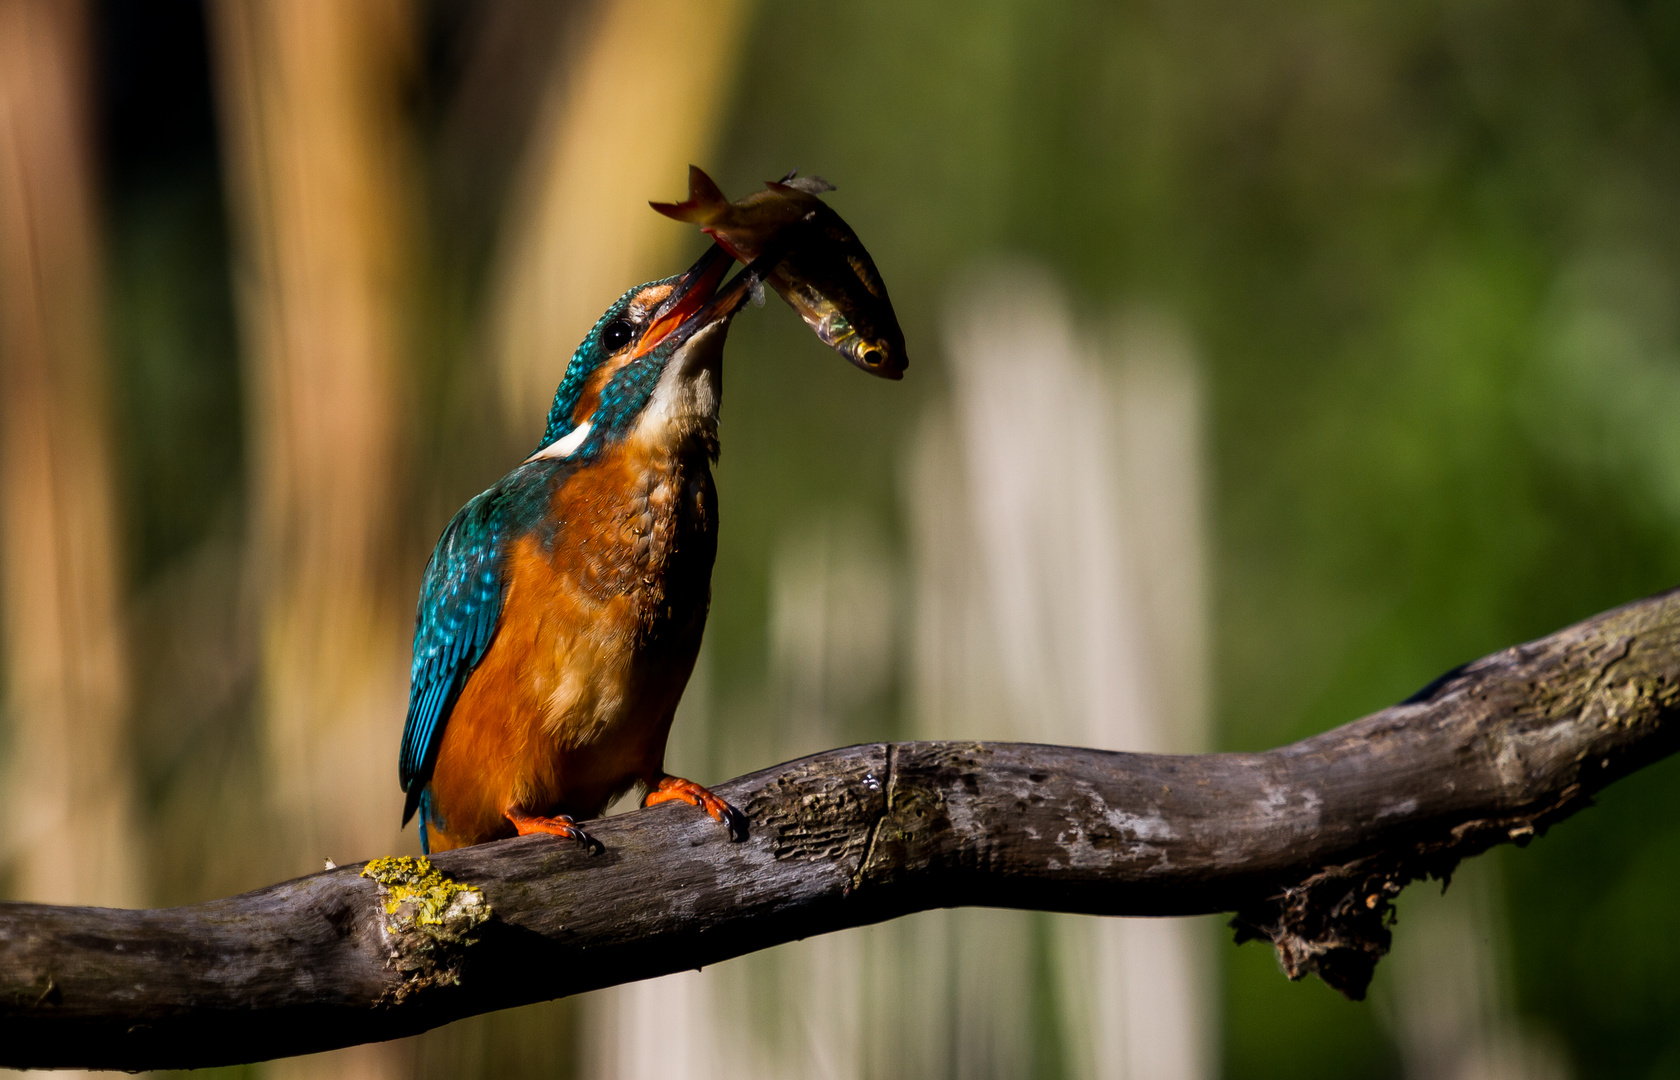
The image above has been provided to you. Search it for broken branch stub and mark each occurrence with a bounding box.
[0,587,1676,1069]
[361,857,490,1001]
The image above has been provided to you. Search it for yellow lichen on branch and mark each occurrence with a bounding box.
[361,856,489,999]
[362,856,486,927]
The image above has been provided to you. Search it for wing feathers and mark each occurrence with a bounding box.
[398,489,510,825]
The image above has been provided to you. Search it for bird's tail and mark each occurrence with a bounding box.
[415,788,434,855]
[650,164,729,224]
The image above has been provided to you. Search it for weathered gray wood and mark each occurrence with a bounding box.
[3,587,1678,1070]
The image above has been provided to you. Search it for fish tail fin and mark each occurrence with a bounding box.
[650,164,728,223]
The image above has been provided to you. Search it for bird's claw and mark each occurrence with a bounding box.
[505,809,603,854]
[644,775,749,842]
[720,803,749,842]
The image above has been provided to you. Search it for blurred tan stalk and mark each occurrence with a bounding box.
[488,0,750,435]
[208,0,415,867]
[0,0,144,912]
[208,2,417,1076]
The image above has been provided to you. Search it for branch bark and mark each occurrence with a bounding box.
[4,587,1679,1070]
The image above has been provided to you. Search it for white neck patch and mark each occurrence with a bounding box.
[526,420,592,463]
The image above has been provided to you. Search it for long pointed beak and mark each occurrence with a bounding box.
[650,239,790,356]
[634,244,734,358]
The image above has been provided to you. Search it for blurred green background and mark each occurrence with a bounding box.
[4,0,1680,1077]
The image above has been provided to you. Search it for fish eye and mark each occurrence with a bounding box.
[861,348,884,367]
[602,319,634,351]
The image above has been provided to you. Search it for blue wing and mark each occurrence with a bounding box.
[400,488,508,829]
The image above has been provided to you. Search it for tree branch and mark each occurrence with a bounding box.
[4,588,1679,1070]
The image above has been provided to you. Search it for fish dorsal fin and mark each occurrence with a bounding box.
[768,169,837,195]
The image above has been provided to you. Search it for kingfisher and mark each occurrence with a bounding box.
[399,242,780,853]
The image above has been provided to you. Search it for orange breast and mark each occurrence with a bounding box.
[423,437,717,850]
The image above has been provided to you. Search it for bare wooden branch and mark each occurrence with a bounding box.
[3,587,1678,1070]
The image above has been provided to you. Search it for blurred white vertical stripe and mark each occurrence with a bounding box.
[1386,857,1571,1080]
[928,265,1214,1080]
[947,274,1154,753]
[581,643,722,1080]
[1092,313,1213,1080]
[588,969,711,1080]
[902,406,1042,1080]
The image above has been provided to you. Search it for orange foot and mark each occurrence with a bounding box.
[505,807,602,854]
[643,775,748,841]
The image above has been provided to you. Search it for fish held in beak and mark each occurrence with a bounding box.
[646,240,793,359]
[651,165,908,380]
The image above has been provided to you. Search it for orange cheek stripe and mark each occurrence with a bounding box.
[572,361,620,425]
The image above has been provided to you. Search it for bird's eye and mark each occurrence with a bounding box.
[602,319,634,351]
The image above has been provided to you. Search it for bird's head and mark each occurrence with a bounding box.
[529,243,765,464]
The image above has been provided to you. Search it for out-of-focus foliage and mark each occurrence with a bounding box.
[78,0,1680,1077]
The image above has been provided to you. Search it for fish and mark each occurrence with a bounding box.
[650,165,907,379]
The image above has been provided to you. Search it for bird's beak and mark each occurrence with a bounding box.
[636,241,788,358]
[634,244,733,358]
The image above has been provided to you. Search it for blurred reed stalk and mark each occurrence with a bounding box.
[208,1,419,1076]
[487,0,750,435]
[907,267,1213,1080]
[0,0,144,914]
[1386,858,1571,1080]
[207,0,416,867]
